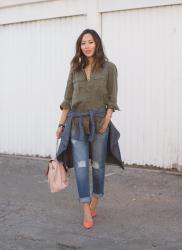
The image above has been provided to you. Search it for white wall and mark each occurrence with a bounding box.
[102,4,182,169]
[0,0,182,170]
[0,16,87,157]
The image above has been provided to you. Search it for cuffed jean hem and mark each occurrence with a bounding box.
[92,193,104,198]
[79,197,91,203]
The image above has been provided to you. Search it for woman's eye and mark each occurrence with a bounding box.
[81,42,94,45]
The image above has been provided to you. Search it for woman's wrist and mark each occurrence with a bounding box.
[105,111,112,121]
[58,123,65,128]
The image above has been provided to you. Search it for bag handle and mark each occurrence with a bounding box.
[56,139,59,154]
[45,140,59,176]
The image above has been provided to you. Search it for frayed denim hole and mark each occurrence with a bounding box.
[71,139,76,144]
[78,160,87,168]
[92,160,99,169]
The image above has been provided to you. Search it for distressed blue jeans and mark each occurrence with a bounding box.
[71,127,109,203]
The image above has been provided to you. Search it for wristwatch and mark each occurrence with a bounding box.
[58,123,65,128]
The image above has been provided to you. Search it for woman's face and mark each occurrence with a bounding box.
[81,33,96,58]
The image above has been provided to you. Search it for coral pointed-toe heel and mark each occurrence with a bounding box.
[83,220,94,229]
[90,209,97,217]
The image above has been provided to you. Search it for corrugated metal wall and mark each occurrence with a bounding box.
[0,16,86,157]
[102,5,182,168]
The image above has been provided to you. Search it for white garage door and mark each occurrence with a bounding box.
[0,16,86,157]
[102,5,182,168]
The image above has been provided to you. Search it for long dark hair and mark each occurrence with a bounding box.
[71,29,108,72]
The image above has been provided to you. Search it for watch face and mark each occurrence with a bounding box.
[58,124,65,128]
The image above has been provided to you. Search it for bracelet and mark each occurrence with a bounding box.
[58,123,65,128]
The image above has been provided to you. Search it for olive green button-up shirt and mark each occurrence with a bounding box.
[60,61,120,133]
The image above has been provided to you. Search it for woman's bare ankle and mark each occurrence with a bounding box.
[90,197,98,210]
[82,203,93,221]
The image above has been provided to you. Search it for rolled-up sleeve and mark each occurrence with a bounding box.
[60,68,73,110]
[107,62,120,111]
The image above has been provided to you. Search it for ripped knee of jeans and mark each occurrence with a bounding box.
[71,139,76,145]
[77,160,87,168]
[92,160,100,169]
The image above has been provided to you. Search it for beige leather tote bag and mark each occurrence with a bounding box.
[46,140,69,193]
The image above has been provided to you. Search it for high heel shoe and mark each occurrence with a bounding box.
[83,219,94,229]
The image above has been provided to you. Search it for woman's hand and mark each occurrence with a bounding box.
[98,118,110,133]
[56,126,64,139]
[56,109,69,139]
[98,109,113,133]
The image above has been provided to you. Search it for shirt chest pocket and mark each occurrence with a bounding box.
[73,77,85,94]
[92,75,107,93]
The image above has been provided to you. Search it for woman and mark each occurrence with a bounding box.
[56,29,123,229]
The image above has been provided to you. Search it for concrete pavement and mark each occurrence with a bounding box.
[0,155,182,250]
